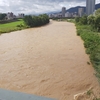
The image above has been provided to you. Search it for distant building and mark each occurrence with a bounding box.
[18,13,25,18]
[65,12,72,17]
[62,7,66,17]
[7,12,15,20]
[49,13,62,18]
[71,12,78,17]
[58,13,62,18]
[78,8,84,17]
[86,0,95,15]
[65,12,69,17]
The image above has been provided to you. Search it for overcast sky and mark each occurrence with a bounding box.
[0,0,99,15]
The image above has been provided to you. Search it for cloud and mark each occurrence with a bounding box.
[0,0,99,15]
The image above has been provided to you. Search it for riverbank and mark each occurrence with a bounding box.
[0,19,27,34]
[76,23,100,83]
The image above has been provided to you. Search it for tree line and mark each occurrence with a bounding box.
[0,13,7,20]
[75,9,100,32]
[23,14,49,27]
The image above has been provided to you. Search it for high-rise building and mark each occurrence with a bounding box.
[86,0,95,15]
[62,7,66,17]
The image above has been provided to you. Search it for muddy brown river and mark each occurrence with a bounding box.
[0,21,100,100]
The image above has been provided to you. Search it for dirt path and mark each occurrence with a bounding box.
[0,20,100,100]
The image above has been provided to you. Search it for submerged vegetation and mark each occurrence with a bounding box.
[75,9,100,82]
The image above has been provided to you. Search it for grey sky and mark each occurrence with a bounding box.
[0,0,99,15]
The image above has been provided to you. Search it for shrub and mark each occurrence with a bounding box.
[16,24,24,28]
[23,14,49,27]
[76,23,100,82]
[94,15,100,31]
[87,15,95,26]
[75,17,80,23]
[0,13,7,20]
[95,8,100,16]
[23,15,34,27]
[79,15,88,25]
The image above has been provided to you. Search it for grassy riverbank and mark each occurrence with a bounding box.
[76,24,100,82]
[0,14,49,34]
[0,19,27,34]
[54,17,100,83]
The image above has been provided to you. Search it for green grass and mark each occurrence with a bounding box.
[76,23,100,83]
[0,19,27,34]
[67,19,75,23]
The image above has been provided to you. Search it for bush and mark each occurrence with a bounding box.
[95,8,100,16]
[76,23,100,82]
[23,14,49,27]
[94,15,100,31]
[75,17,80,23]
[23,15,34,27]
[0,13,7,20]
[75,8,100,83]
[16,24,24,28]
[87,15,95,26]
[79,15,88,25]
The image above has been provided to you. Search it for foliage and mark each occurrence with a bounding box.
[86,88,100,100]
[23,15,34,27]
[0,19,26,34]
[75,10,100,81]
[23,14,49,27]
[79,15,88,25]
[76,23,100,82]
[0,14,49,34]
[95,8,100,16]
[75,17,80,23]
[94,15,100,31]
[87,15,95,26]
[0,13,7,20]
[75,9,100,32]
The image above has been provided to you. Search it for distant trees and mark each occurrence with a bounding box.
[0,13,7,20]
[23,14,49,27]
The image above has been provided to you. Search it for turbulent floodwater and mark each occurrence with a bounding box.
[0,21,100,100]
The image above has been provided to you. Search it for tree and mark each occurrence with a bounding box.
[94,15,100,31]
[79,15,88,25]
[23,14,49,28]
[0,13,7,20]
[87,15,95,28]
[23,15,34,27]
[75,17,80,23]
[95,8,100,16]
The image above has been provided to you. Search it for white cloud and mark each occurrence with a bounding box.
[0,0,99,15]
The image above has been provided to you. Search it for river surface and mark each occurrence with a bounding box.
[0,21,100,100]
